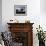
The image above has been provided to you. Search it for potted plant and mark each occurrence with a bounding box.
[36,25,45,46]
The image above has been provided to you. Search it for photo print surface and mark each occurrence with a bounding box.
[14,5,27,16]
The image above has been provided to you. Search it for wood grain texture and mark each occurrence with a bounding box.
[7,23,34,46]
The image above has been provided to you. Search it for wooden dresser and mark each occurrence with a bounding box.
[7,23,34,46]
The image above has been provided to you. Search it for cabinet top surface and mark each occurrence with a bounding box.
[7,23,34,25]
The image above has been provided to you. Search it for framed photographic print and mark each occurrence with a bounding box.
[14,5,27,16]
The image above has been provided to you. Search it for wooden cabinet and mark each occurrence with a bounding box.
[7,23,34,46]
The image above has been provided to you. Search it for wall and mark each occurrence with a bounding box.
[2,0,46,46]
[2,0,40,30]
[0,0,2,32]
[40,0,46,31]
[40,0,46,13]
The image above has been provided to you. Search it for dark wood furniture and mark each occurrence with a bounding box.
[7,23,34,46]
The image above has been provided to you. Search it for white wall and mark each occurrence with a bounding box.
[2,0,40,30]
[40,0,46,13]
[40,0,46,31]
[0,0,2,32]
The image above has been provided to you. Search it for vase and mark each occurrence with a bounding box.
[39,40,45,46]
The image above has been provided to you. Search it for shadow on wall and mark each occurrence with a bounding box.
[0,0,2,32]
[40,0,46,14]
